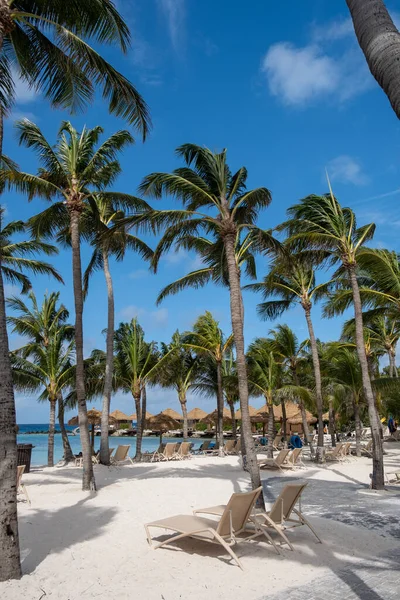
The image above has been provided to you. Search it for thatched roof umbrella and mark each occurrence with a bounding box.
[68,409,116,452]
[162,408,183,421]
[201,407,232,423]
[235,405,258,420]
[128,411,153,421]
[187,407,208,421]
[287,412,317,426]
[146,413,181,444]
[110,409,131,422]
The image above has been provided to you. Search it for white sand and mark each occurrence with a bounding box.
[2,444,400,600]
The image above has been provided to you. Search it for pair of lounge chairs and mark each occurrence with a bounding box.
[17,465,31,505]
[75,446,119,467]
[145,482,321,570]
[258,448,304,472]
[325,442,352,462]
[151,442,192,462]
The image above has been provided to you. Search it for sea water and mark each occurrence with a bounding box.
[17,424,207,466]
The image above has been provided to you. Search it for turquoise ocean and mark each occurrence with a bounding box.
[17,424,206,466]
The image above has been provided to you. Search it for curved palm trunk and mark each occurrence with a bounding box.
[303,305,324,462]
[367,354,384,441]
[179,389,188,441]
[48,399,56,467]
[280,398,287,444]
[0,105,21,580]
[388,350,397,377]
[216,360,225,456]
[100,251,114,465]
[58,393,74,462]
[300,401,314,452]
[328,398,336,448]
[133,392,142,461]
[348,265,384,489]
[70,210,95,491]
[346,0,400,118]
[353,398,362,457]
[141,385,147,441]
[223,232,262,503]
[267,400,275,459]
[228,400,237,441]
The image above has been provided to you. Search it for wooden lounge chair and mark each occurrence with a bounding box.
[273,434,283,451]
[325,442,344,462]
[196,440,211,454]
[111,444,134,465]
[151,442,178,462]
[360,439,373,457]
[92,447,115,464]
[174,442,192,460]
[145,487,270,569]
[223,440,236,455]
[258,448,291,472]
[287,448,304,469]
[251,482,321,549]
[17,465,30,505]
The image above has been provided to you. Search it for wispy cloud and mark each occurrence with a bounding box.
[128,269,150,280]
[311,17,353,42]
[119,305,168,327]
[158,0,185,51]
[327,155,369,186]
[12,70,37,104]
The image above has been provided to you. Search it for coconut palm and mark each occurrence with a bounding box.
[7,291,74,462]
[158,331,199,441]
[83,196,153,465]
[11,328,75,466]
[268,325,314,452]
[184,312,233,456]
[3,120,140,491]
[139,144,278,495]
[346,0,400,119]
[246,257,328,460]
[222,350,239,441]
[0,211,63,580]
[281,190,384,489]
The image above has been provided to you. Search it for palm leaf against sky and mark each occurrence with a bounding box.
[0,0,150,135]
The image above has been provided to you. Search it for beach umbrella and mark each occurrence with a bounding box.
[235,405,258,420]
[200,407,232,424]
[68,409,116,452]
[110,409,131,421]
[146,413,181,444]
[128,411,153,421]
[256,401,300,421]
[161,407,183,421]
[186,407,208,421]
[287,412,317,426]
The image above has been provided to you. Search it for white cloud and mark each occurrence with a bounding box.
[119,305,168,327]
[262,43,340,106]
[12,70,37,104]
[158,0,185,50]
[128,269,149,280]
[327,155,369,186]
[312,18,353,42]
[162,248,188,265]
[4,284,20,298]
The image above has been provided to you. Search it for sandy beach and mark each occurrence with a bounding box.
[3,444,400,600]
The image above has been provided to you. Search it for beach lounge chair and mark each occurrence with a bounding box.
[386,470,400,484]
[223,440,236,455]
[251,483,322,549]
[17,465,30,505]
[325,442,344,462]
[151,442,178,462]
[361,439,373,457]
[273,434,283,451]
[91,447,115,464]
[174,442,192,460]
[234,438,242,454]
[196,440,211,454]
[145,486,269,569]
[287,448,304,469]
[258,448,291,472]
[111,445,133,465]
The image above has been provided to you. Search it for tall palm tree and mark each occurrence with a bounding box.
[4,120,137,491]
[268,325,314,452]
[282,190,385,489]
[113,319,170,461]
[0,1,150,580]
[246,257,328,461]
[0,219,62,580]
[184,312,233,456]
[7,291,74,462]
[222,350,239,441]
[158,331,199,440]
[83,196,153,465]
[346,0,400,119]
[139,144,278,495]
[11,329,75,466]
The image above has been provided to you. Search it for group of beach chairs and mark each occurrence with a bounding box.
[147,441,193,462]
[145,481,322,570]
[258,447,305,472]
[75,445,134,467]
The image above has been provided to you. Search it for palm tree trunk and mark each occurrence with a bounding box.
[223,232,262,502]
[0,104,21,580]
[179,390,188,441]
[100,250,114,465]
[133,392,142,461]
[303,305,324,462]
[300,400,314,452]
[346,0,400,118]
[228,400,237,441]
[69,210,96,491]
[280,398,287,443]
[353,398,362,457]
[141,385,147,441]
[367,355,384,440]
[328,398,336,448]
[216,360,225,456]
[348,264,384,489]
[58,393,74,462]
[389,350,397,377]
[267,401,275,458]
[48,399,56,467]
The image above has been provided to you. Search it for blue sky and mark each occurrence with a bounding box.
[8,0,400,421]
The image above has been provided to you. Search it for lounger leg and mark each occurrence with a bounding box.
[293,509,322,543]
[258,527,281,555]
[21,483,31,505]
[262,517,294,551]
[144,525,153,547]
[212,531,244,570]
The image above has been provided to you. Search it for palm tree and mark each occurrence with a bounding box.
[7,291,75,462]
[184,312,233,456]
[0,220,62,580]
[246,257,328,460]
[282,190,385,489]
[0,1,150,580]
[158,331,199,441]
[4,120,138,491]
[11,328,75,466]
[113,319,170,461]
[346,0,400,119]
[268,325,314,452]
[83,196,153,465]
[139,144,278,495]
[222,350,239,441]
